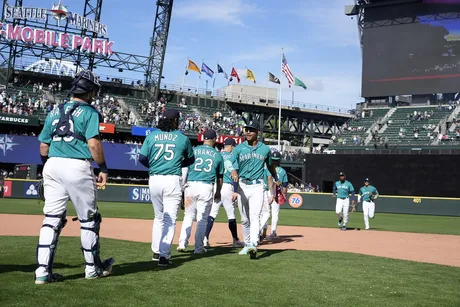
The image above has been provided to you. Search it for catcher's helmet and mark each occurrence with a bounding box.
[69,70,101,95]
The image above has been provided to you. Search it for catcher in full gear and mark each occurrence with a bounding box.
[34,70,114,285]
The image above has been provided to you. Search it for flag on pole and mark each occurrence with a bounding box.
[230,67,240,83]
[281,53,295,86]
[246,69,256,84]
[217,64,228,79]
[187,60,201,74]
[201,62,214,78]
[294,77,307,90]
[268,72,280,84]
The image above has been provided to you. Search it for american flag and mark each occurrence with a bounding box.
[282,53,295,86]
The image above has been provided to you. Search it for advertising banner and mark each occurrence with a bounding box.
[197,132,244,144]
[99,123,115,134]
[131,126,157,136]
[0,134,149,171]
[0,113,39,126]
[3,180,12,197]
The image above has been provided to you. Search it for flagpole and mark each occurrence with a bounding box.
[181,57,188,93]
[278,48,283,150]
[196,59,203,95]
[212,61,217,98]
[240,67,244,102]
[226,63,233,100]
[265,72,269,105]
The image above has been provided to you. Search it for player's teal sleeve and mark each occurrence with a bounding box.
[359,187,364,196]
[348,182,355,193]
[184,137,194,159]
[139,136,150,158]
[373,187,379,194]
[84,111,100,140]
[280,169,288,183]
[217,155,224,176]
[265,149,272,167]
[225,147,239,171]
[38,113,53,144]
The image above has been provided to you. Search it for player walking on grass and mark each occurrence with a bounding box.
[260,165,274,242]
[203,138,244,248]
[34,70,114,284]
[358,178,379,230]
[264,151,288,239]
[333,172,355,231]
[177,130,224,254]
[225,120,279,259]
[138,109,194,267]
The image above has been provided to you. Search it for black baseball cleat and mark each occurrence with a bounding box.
[158,256,173,267]
[341,226,347,231]
[152,253,160,261]
[248,246,257,260]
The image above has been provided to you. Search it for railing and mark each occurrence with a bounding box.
[159,83,351,115]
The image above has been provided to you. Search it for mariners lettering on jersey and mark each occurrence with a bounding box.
[239,152,265,162]
[154,133,178,142]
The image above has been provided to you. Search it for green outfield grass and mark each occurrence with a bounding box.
[0,236,459,307]
[1,199,460,235]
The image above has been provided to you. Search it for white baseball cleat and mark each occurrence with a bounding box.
[177,246,186,252]
[232,240,245,248]
[203,237,210,248]
[365,226,370,230]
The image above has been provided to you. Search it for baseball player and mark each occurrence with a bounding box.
[259,165,274,242]
[177,130,224,254]
[225,120,279,259]
[358,178,379,230]
[264,151,288,239]
[332,172,355,231]
[203,138,244,248]
[34,70,114,284]
[138,109,195,267]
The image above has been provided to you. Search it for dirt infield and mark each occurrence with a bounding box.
[1,213,460,267]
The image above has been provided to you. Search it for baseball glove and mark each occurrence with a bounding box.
[38,179,45,202]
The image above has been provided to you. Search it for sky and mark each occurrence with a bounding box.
[12,0,363,110]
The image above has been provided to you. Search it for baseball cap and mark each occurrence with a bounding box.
[223,138,236,146]
[244,120,260,130]
[162,109,180,119]
[203,129,217,140]
[364,178,370,182]
[272,151,281,160]
[339,172,345,176]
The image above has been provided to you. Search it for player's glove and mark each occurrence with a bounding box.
[38,179,45,201]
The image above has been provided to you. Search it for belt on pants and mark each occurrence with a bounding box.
[188,181,213,185]
[338,197,348,200]
[240,179,264,185]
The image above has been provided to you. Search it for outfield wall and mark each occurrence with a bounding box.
[3,179,460,216]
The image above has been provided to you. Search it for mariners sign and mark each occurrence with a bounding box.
[3,1,113,56]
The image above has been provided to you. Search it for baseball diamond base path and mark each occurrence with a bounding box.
[1,214,460,267]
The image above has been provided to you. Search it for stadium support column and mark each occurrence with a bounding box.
[5,0,23,87]
[79,0,103,71]
[145,0,173,101]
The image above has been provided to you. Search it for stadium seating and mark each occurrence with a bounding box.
[332,105,457,147]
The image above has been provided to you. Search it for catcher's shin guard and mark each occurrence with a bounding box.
[79,212,106,276]
[36,210,68,278]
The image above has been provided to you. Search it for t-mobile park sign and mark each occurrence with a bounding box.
[0,23,114,56]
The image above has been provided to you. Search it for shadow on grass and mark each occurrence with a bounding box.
[0,263,80,274]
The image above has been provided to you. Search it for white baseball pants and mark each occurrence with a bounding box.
[336,198,350,226]
[209,183,236,220]
[270,201,280,234]
[362,200,375,229]
[260,190,271,232]
[35,157,99,278]
[149,174,182,260]
[178,182,214,252]
[237,182,264,246]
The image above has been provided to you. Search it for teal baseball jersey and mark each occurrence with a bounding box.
[359,185,379,202]
[38,101,100,159]
[276,166,288,185]
[140,130,194,176]
[334,180,355,198]
[222,151,238,184]
[187,145,224,184]
[229,141,272,181]
[263,166,272,191]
